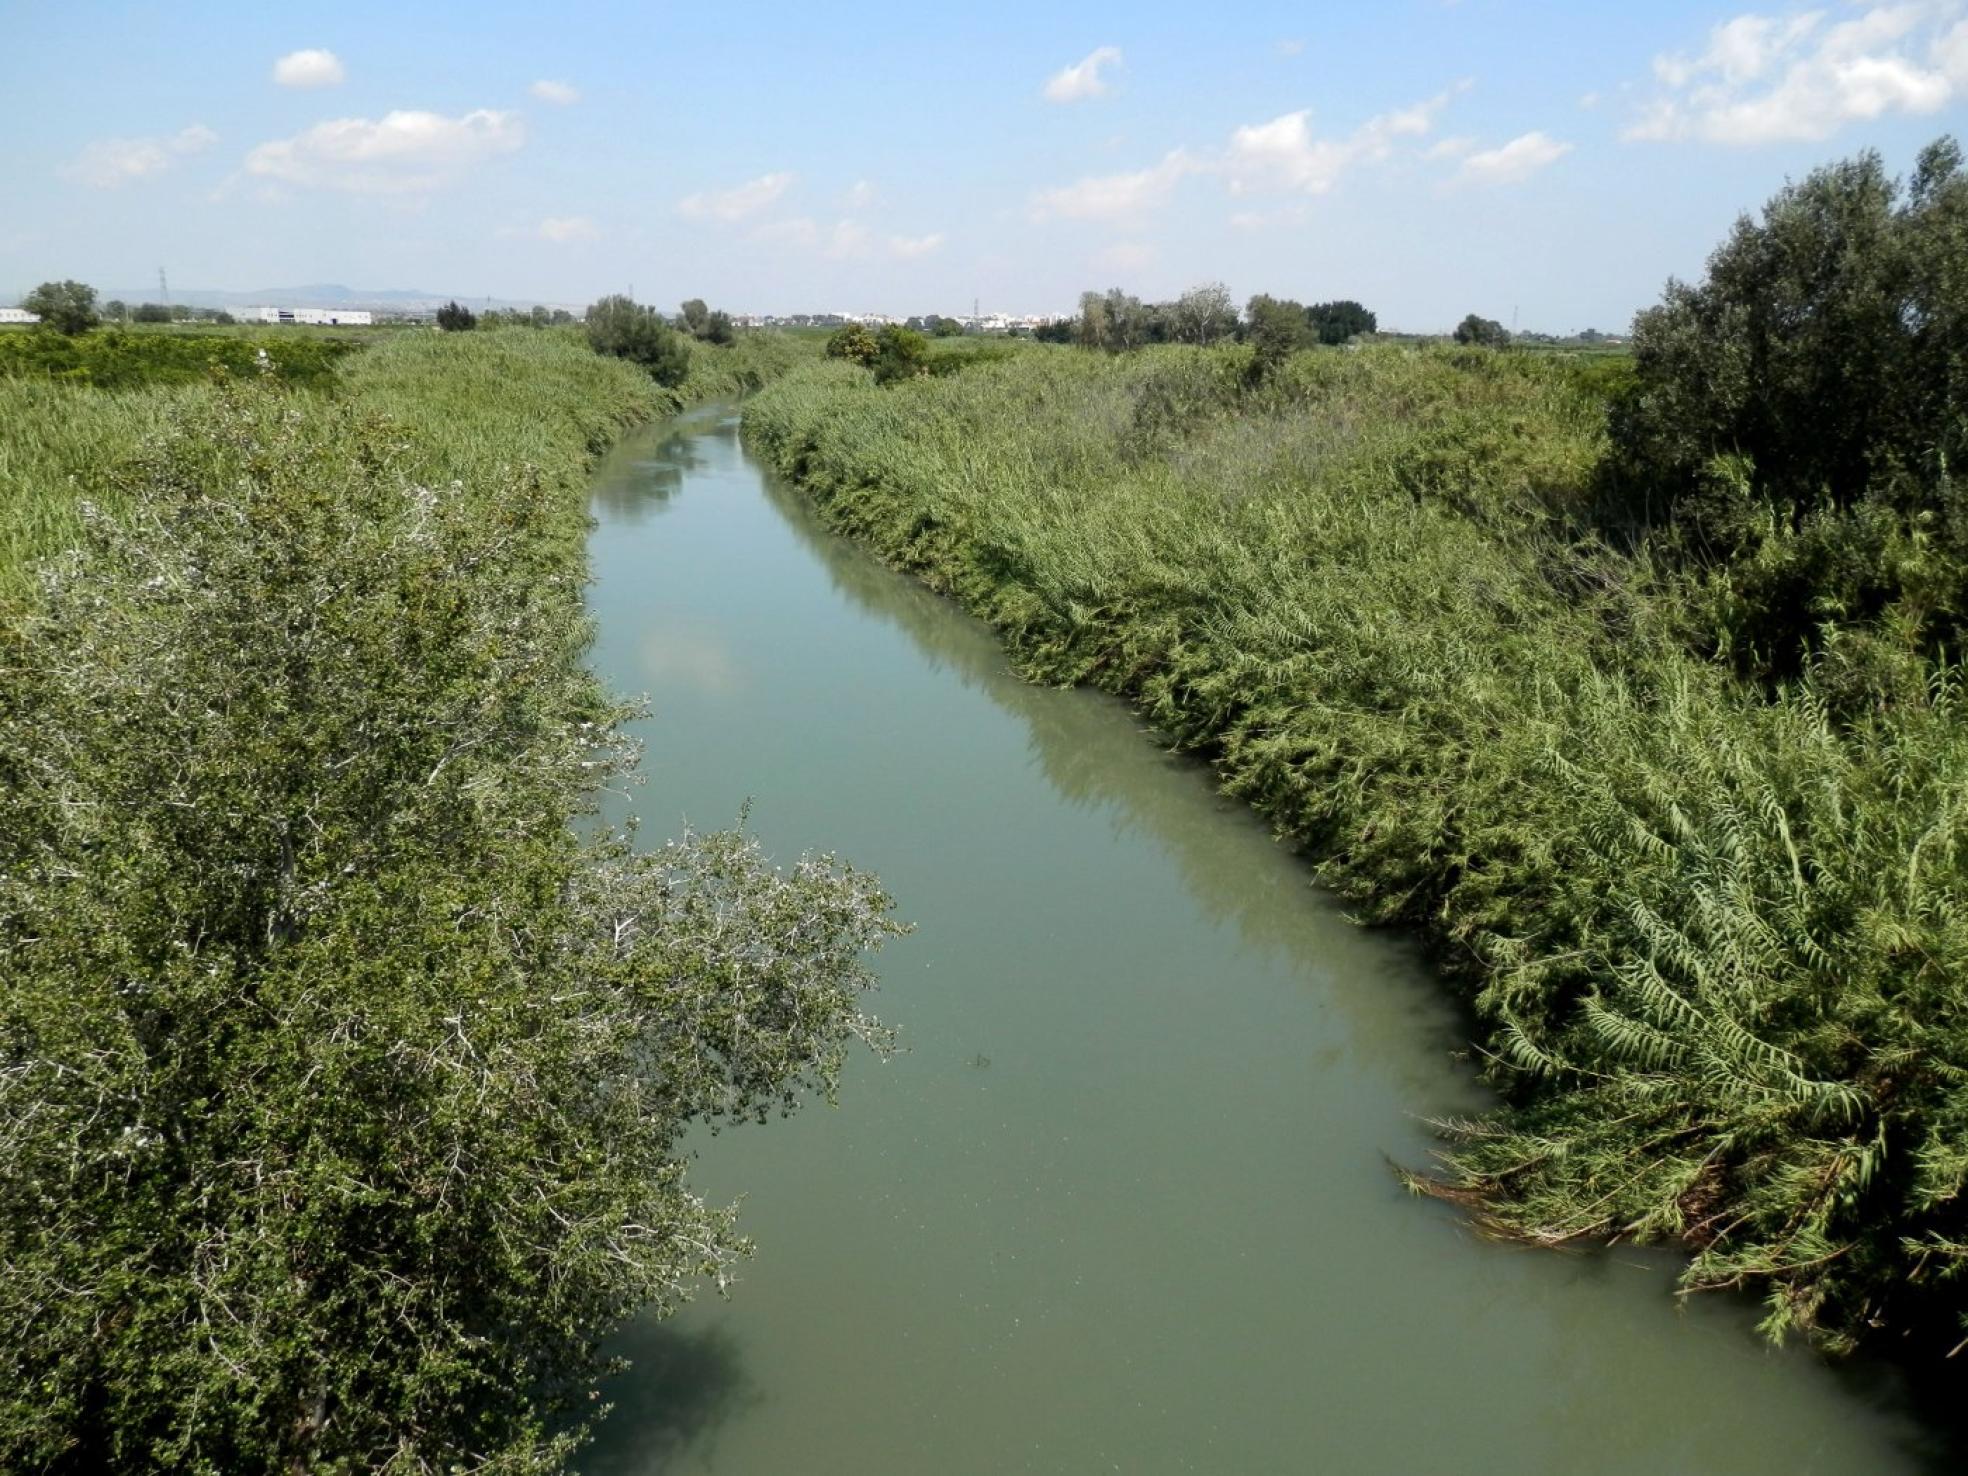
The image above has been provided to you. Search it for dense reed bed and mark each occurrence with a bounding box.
[744,342,1968,1355]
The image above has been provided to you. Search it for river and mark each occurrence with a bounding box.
[576,406,1944,1474]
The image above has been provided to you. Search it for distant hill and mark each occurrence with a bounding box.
[99,284,575,313]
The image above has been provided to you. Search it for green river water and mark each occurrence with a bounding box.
[576,407,1949,1474]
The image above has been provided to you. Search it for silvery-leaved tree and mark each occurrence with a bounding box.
[0,386,900,1472]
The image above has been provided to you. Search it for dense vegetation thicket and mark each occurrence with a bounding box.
[1609,137,1968,698]
[0,328,892,1470]
[0,327,358,390]
[744,138,1968,1358]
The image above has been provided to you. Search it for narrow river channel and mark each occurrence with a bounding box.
[577,407,1944,1474]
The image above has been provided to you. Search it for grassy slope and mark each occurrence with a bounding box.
[744,342,1968,1353]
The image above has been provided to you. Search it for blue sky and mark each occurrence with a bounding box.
[6,0,1968,330]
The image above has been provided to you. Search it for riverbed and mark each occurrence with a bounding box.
[576,406,1939,1474]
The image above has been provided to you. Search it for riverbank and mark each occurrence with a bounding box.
[742,342,1968,1358]
[1,327,891,1472]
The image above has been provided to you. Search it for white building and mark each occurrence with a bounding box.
[0,307,40,325]
[256,307,374,326]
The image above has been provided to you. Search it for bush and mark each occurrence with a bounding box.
[870,325,928,384]
[825,324,879,365]
[585,295,690,386]
[1453,313,1511,347]
[0,380,898,1470]
[435,300,477,332]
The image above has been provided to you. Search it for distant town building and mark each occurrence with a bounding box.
[0,307,41,325]
[256,307,375,327]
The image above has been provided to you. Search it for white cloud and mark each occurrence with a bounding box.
[1458,131,1573,184]
[842,178,878,209]
[752,215,820,247]
[62,124,217,188]
[1092,241,1155,274]
[826,219,871,258]
[537,214,599,242]
[1425,134,1477,159]
[1030,150,1200,221]
[1044,45,1123,103]
[273,48,345,88]
[1630,4,1959,144]
[1225,91,1453,195]
[1031,87,1458,222]
[245,109,525,194]
[529,79,581,105]
[1277,38,1307,57]
[679,170,795,222]
[751,215,943,260]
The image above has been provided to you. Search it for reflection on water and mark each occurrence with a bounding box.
[576,411,1959,1475]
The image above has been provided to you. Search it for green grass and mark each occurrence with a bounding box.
[744,341,1968,1356]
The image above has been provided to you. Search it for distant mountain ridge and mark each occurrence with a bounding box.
[99,283,573,312]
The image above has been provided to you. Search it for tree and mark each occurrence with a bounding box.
[1453,313,1511,347]
[679,298,711,337]
[1243,294,1310,382]
[435,300,477,332]
[825,323,880,365]
[102,300,128,324]
[584,295,691,385]
[22,280,99,336]
[1169,282,1237,346]
[929,316,965,338]
[132,303,172,324]
[1076,288,1152,352]
[1076,290,1110,350]
[870,324,927,384]
[1607,134,1968,681]
[1306,299,1376,345]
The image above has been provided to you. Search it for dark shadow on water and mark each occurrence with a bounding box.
[578,1321,759,1475]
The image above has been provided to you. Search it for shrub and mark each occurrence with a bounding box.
[825,324,879,365]
[435,300,477,332]
[870,325,928,384]
[1453,313,1511,347]
[0,383,898,1470]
